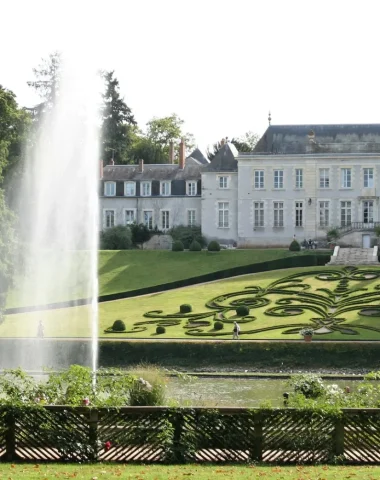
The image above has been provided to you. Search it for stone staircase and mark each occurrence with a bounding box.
[327,247,379,266]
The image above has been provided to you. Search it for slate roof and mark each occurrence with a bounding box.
[102,162,203,181]
[188,148,209,165]
[254,124,380,154]
[204,143,238,172]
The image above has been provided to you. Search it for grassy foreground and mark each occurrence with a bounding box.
[6,249,299,308]
[0,464,378,479]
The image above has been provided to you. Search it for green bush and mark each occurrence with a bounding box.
[236,305,249,316]
[112,319,126,332]
[189,240,202,251]
[180,304,192,313]
[291,373,326,399]
[172,240,184,251]
[169,225,206,249]
[100,226,133,250]
[128,366,167,406]
[214,321,224,330]
[208,240,221,252]
[131,223,152,247]
[289,239,301,252]
[156,325,166,334]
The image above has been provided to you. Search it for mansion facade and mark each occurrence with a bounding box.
[100,124,380,248]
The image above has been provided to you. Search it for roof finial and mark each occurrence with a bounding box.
[268,111,272,126]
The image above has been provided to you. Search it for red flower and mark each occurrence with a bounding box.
[104,441,112,451]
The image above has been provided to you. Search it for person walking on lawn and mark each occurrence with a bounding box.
[233,321,240,340]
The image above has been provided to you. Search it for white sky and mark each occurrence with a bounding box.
[2,0,380,150]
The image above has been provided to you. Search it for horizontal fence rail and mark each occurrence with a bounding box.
[0,407,380,464]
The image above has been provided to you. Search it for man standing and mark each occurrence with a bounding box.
[233,321,240,340]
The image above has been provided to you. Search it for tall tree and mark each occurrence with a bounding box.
[231,131,259,152]
[146,113,195,161]
[101,71,136,164]
[27,51,62,115]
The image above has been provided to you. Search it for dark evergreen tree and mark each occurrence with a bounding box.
[101,71,136,164]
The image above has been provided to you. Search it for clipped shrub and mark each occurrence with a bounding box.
[189,240,202,251]
[156,325,166,335]
[180,304,192,313]
[100,225,133,250]
[172,240,184,251]
[112,319,126,332]
[169,225,206,249]
[289,239,301,252]
[128,366,167,406]
[236,305,250,316]
[208,240,221,252]
[214,321,224,330]
[291,373,326,399]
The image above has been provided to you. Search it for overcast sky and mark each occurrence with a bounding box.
[2,0,380,150]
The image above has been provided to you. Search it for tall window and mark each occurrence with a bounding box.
[104,210,115,228]
[218,176,228,188]
[187,181,197,196]
[143,210,153,229]
[319,201,329,227]
[363,201,374,223]
[254,170,264,189]
[341,168,352,188]
[274,202,284,227]
[124,210,135,225]
[187,210,196,226]
[295,201,303,227]
[295,169,303,188]
[340,201,352,227]
[141,182,151,196]
[364,168,374,188]
[104,182,116,196]
[254,202,264,227]
[161,210,170,230]
[319,169,330,188]
[218,202,229,228]
[274,170,284,189]
[160,181,170,196]
[124,182,135,196]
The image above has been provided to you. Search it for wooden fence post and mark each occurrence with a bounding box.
[88,409,99,462]
[171,411,185,464]
[333,416,344,458]
[251,412,263,462]
[5,410,16,462]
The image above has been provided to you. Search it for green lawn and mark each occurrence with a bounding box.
[6,249,301,308]
[0,464,378,479]
[4,265,380,340]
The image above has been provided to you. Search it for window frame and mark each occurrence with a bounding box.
[218,176,228,189]
[187,181,197,196]
[363,200,374,224]
[295,169,303,189]
[253,201,264,227]
[341,168,352,189]
[104,209,116,228]
[295,201,303,227]
[218,201,229,228]
[124,181,136,197]
[254,170,264,189]
[340,201,352,227]
[319,168,330,189]
[364,168,374,188]
[104,181,116,197]
[160,181,171,196]
[141,181,152,197]
[124,208,136,225]
[187,209,196,226]
[273,170,284,189]
[319,201,330,228]
[143,210,153,229]
[273,201,284,227]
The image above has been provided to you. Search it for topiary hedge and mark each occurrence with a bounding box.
[112,319,126,332]
[214,321,224,330]
[180,304,192,313]
[156,325,166,334]
[289,239,301,251]
[172,240,184,252]
[208,240,221,252]
[236,305,250,316]
[189,240,202,251]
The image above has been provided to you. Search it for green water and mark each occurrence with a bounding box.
[166,377,357,407]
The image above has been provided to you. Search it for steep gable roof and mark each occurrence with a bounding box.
[204,143,238,172]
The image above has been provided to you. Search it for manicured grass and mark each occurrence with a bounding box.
[6,249,300,308]
[0,464,378,479]
[4,265,380,340]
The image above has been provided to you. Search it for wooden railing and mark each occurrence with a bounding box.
[0,406,380,464]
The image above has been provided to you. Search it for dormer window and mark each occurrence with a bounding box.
[160,181,171,196]
[187,181,197,196]
[124,181,136,196]
[104,181,116,196]
[141,181,151,196]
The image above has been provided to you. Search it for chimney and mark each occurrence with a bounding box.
[138,159,144,173]
[100,160,103,180]
[179,138,185,169]
[169,141,175,164]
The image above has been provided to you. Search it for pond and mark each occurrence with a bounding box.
[166,377,358,407]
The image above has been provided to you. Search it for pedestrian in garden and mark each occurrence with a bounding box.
[233,321,240,340]
[37,320,45,338]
